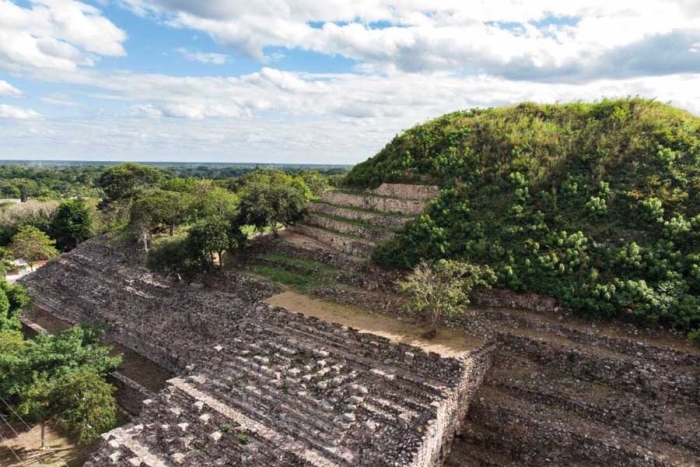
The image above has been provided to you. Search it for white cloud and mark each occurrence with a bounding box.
[0,80,22,97]
[119,0,700,80]
[175,48,229,65]
[0,103,41,119]
[0,0,127,72]
[2,67,700,162]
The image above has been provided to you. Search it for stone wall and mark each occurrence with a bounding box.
[322,191,428,215]
[21,236,491,467]
[370,183,441,201]
[291,224,375,258]
[304,213,395,243]
[309,202,411,230]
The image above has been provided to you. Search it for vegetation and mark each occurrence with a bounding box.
[400,260,495,337]
[50,199,93,252]
[347,99,700,340]
[0,321,121,448]
[10,225,58,262]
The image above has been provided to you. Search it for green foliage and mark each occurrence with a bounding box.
[237,172,308,235]
[50,199,93,252]
[147,234,198,277]
[10,225,58,262]
[98,163,162,204]
[0,325,121,400]
[347,99,700,338]
[18,368,117,445]
[187,216,245,270]
[400,259,495,336]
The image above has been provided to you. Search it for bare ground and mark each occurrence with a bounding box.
[266,290,483,357]
[0,421,98,467]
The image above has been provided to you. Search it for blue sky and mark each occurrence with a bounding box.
[0,0,699,164]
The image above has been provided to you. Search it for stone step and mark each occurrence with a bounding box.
[486,354,700,454]
[455,306,700,368]
[309,201,412,229]
[304,213,396,243]
[490,331,699,404]
[463,387,698,467]
[291,224,375,258]
[368,183,440,201]
[321,190,427,215]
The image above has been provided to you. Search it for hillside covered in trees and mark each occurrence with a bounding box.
[346,99,700,341]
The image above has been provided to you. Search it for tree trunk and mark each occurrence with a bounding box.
[169,224,174,236]
[424,309,439,339]
[141,231,149,252]
[40,421,46,450]
[218,251,224,269]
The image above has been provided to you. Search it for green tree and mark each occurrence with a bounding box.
[298,170,329,198]
[188,216,237,269]
[237,182,307,236]
[188,183,238,221]
[10,225,58,263]
[400,260,495,337]
[97,163,162,205]
[0,247,14,278]
[130,189,191,237]
[19,368,118,448]
[0,326,121,401]
[50,199,93,252]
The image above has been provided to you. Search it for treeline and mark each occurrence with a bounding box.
[97,163,325,276]
[0,163,336,277]
[347,99,700,343]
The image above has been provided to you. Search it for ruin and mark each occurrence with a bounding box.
[18,183,700,466]
[19,234,491,466]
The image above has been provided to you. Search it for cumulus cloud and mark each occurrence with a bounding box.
[118,0,700,80]
[0,0,127,72]
[0,104,41,119]
[175,48,229,65]
[0,80,22,97]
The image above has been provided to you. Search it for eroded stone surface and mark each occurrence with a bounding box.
[20,237,491,467]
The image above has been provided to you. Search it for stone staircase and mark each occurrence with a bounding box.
[242,238,700,467]
[290,183,439,258]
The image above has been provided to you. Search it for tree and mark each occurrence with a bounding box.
[97,163,161,205]
[298,170,329,198]
[19,368,118,448]
[0,282,30,330]
[400,260,495,337]
[0,247,14,278]
[188,216,237,269]
[0,326,121,401]
[188,183,238,221]
[237,182,307,236]
[50,199,93,252]
[130,189,191,237]
[10,225,58,263]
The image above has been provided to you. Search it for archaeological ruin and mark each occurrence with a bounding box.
[18,184,700,466]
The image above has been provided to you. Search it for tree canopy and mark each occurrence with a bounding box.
[50,199,93,252]
[400,260,495,337]
[10,225,58,262]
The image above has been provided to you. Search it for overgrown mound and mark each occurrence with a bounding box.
[346,99,700,338]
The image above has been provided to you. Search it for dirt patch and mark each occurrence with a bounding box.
[0,420,99,467]
[266,290,483,357]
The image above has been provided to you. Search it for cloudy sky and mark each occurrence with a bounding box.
[0,0,699,164]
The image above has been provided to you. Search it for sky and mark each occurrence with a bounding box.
[0,1,699,164]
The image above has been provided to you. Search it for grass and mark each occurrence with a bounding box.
[249,253,340,293]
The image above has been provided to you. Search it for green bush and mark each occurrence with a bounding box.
[346,99,700,338]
